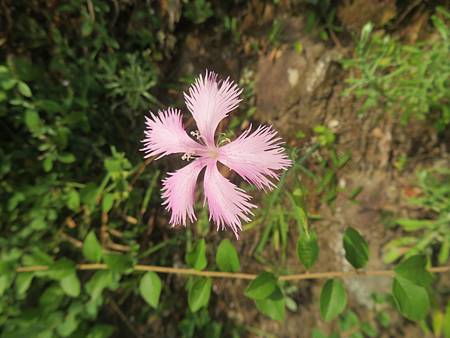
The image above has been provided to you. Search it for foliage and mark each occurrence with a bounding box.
[384,167,450,264]
[0,0,449,337]
[342,7,450,130]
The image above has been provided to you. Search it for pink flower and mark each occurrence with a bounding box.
[141,71,291,238]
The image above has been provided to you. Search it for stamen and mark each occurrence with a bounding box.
[218,137,231,145]
[181,153,193,161]
[190,130,201,140]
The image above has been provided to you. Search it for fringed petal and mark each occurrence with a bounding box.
[141,108,202,159]
[161,159,207,226]
[218,125,292,190]
[184,70,242,146]
[203,162,256,238]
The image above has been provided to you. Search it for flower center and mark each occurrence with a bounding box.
[207,148,219,159]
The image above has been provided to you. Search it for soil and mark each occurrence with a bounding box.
[162,1,449,337]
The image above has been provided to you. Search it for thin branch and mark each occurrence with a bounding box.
[15,264,450,281]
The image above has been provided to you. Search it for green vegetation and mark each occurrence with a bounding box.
[384,167,450,265]
[342,7,450,130]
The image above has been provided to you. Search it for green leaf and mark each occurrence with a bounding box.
[297,231,319,269]
[47,258,76,280]
[43,156,53,172]
[39,284,65,312]
[443,301,450,338]
[361,322,378,337]
[104,253,133,274]
[186,239,207,270]
[57,302,83,336]
[376,311,391,328]
[439,235,449,265]
[82,231,103,263]
[24,110,41,130]
[320,279,347,321]
[81,19,94,37]
[392,275,430,321]
[66,190,80,211]
[396,218,433,231]
[139,272,162,309]
[17,81,32,97]
[343,227,369,269]
[85,270,113,301]
[215,239,240,272]
[0,274,12,297]
[244,272,277,300]
[87,324,115,338]
[102,193,115,213]
[188,277,212,312]
[58,153,76,164]
[15,272,34,297]
[339,310,360,331]
[312,329,327,338]
[57,312,79,337]
[394,255,433,287]
[2,78,17,90]
[60,272,81,297]
[80,183,98,210]
[255,286,286,321]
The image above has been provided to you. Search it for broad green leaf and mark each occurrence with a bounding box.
[244,272,277,300]
[57,302,83,337]
[43,156,53,172]
[47,258,76,280]
[39,284,65,312]
[343,227,369,269]
[66,190,80,211]
[139,272,162,308]
[85,270,113,301]
[57,313,79,337]
[394,255,433,287]
[80,183,98,210]
[0,274,12,297]
[104,253,133,274]
[58,153,76,164]
[392,275,430,321]
[60,272,81,297]
[82,231,103,263]
[35,99,62,113]
[1,78,17,90]
[81,19,95,37]
[297,231,319,269]
[186,239,207,270]
[216,239,240,272]
[15,272,34,297]
[24,110,41,130]
[17,81,32,97]
[188,277,212,312]
[87,324,115,338]
[320,279,347,321]
[102,193,115,213]
[255,285,285,321]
